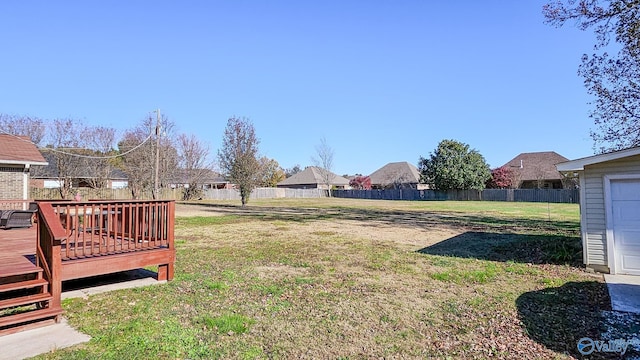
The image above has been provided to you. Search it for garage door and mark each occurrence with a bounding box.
[611,179,640,275]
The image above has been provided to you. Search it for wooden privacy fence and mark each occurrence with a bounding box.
[203,188,326,200]
[31,187,578,203]
[30,187,326,201]
[31,188,185,201]
[332,188,580,204]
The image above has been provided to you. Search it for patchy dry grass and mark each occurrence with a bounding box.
[34,199,616,359]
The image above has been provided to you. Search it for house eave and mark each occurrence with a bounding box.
[556,147,640,172]
[0,160,49,167]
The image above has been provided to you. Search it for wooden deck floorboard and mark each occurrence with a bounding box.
[0,227,37,277]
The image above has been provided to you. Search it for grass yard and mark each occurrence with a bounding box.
[34,199,614,359]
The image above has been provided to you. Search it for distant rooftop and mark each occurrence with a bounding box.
[369,161,420,185]
[278,166,349,186]
[502,151,568,181]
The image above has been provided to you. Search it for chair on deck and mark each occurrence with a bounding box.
[0,210,36,229]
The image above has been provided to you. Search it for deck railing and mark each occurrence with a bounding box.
[47,200,174,260]
[36,202,67,311]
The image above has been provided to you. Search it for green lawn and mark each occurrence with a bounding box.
[34,199,612,359]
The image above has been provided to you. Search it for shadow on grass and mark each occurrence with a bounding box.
[516,281,624,359]
[62,268,159,293]
[178,202,579,235]
[417,231,582,266]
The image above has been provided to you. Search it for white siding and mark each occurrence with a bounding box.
[43,180,63,188]
[583,155,640,270]
[111,181,128,189]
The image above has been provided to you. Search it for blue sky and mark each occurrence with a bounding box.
[0,1,597,175]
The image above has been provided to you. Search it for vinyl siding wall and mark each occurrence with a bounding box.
[583,155,640,271]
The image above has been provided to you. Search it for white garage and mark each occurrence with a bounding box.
[557,147,640,274]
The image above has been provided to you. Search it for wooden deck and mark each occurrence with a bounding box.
[0,200,176,335]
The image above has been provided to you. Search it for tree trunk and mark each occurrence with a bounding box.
[240,187,248,207]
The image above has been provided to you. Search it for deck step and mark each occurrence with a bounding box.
[0,257,43,279]
[0,292,51,310]
[0,278,48,294]
[0,307,63,334]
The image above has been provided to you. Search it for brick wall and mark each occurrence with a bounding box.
[0,168,25,199]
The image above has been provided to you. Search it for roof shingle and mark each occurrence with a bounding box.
[369,162,420,186]
[277,166,349,186]
[0,134,47,165]
[501,151,568,181]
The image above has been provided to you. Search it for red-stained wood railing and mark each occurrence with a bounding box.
[36,202,67,313]
[50,200,173,259]
[38,200,175,282]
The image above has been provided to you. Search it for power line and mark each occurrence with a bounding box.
[0,129,154,160]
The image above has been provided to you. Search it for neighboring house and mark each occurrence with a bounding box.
[30,151,128,189]
[169,169,231,189]
[502,152,569,189]
[369,161,423,189]
[0,134,48,199]
[277,166,350,189]
[557,147,640,275]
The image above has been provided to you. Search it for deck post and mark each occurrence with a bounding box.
[37,204,65,319]
[49,243,62,315]
[158,263,174,281]
[159,201,175,281]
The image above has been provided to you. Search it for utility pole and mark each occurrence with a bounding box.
[154,109,161,200]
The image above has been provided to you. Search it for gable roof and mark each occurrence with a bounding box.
[369,161,420,185]
[277,166,349,186]
[0,134,47,166]
[501,151,569,181]
[557,146,640,172]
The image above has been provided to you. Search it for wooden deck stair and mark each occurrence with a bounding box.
[0,254,62,335]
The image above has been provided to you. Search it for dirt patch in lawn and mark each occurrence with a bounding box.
[176,202,461,250]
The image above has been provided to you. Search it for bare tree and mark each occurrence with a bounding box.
[47,118,88,198]
[381,169,412,189]
[312,137,335,195]
[544,0,640,152]
[534,168,547,189]
[81,126,117,189]
[217,117,261,206]
[119,114,178,199]
[119,130,152,199]
[177,133,214,200]
[0,114,46,145]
